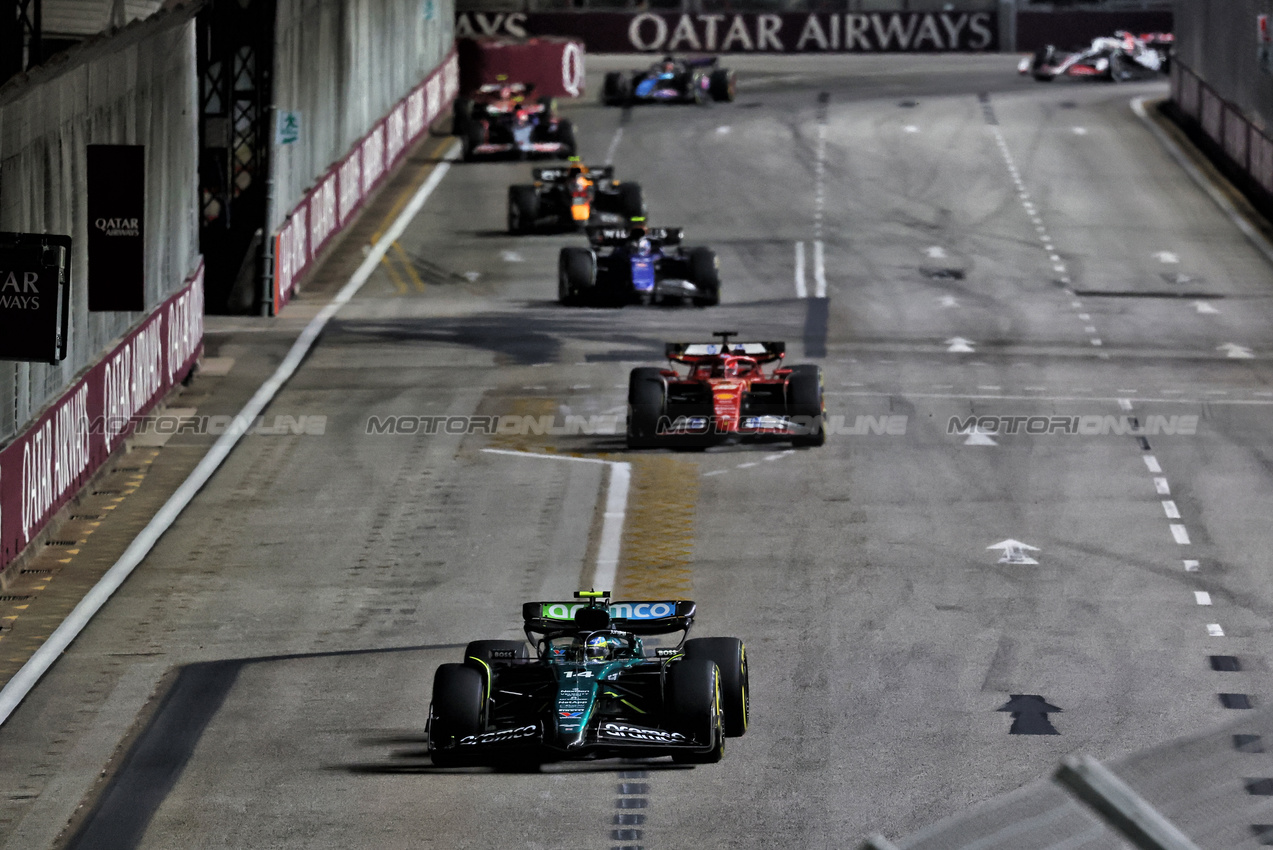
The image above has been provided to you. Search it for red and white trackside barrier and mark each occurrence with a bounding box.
[272,51,460,314]
[0,261,206,575]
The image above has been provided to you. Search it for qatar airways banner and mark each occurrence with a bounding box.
[0,261,205,575]
[455,11,998,53]
[272,50,460,314]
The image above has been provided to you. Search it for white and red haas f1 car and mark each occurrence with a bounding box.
[627,332,826,449]
[1020,31,1172,82]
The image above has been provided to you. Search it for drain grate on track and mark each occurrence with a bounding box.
[923,268,966,280]
[0,595,32,602]
[20,568,54,575]
[70,514,104,521]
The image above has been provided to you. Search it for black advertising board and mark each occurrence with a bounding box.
[0,233,72,363]
[87,144,145,312]
[454,11,999,53]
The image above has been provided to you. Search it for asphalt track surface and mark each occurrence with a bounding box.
[5,54,1273,849]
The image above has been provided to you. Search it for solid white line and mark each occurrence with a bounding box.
[1208,623,1225,637]
[481,449,631,592]
[795,241,807,298]
[823,390,1273,406]
[604,127,624,165]
[0,143,461,728]
[1154,477,1170,495]
[1170,524,1191,544]
[1144,456,1163,473]
[1184,559,1200,572]
[1162,500,1181,519]
[813,240,827,298]
[1132,96,1273,269]
[1195,591,1212,606]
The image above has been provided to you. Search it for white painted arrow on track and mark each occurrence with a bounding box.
[946,337,976,353]
[1218,343,1254,359]
[1194,300,1219,314]
[959,426,997,446]
[987,539,1041,565]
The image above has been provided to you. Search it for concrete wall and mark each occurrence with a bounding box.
[0,7,203,444]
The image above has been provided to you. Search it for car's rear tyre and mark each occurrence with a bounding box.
[508,185,539,234]
[461,119,485,162]
[603,72,630,105]
[616,182,645,221]
[627,367,667,448]
[429,663,485,765]
[559,246,595,305]
[787,364,826,447]
[667,658,724,764]
[687,246,720,307]
[709,68,736,102]
[684,637,748,737]
[556,119,577,159]
[452,98,475,137]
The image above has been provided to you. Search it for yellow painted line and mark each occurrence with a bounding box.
[13,606,27,611]
[614,457,697,600]
[379,254,410,294]
[56,559,71,564]
[102,505,116,510]
[393,241,427,292]
[371,136,458,244]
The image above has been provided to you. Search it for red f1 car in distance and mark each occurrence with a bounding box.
[627,332,826,449]
[453,81,577,161]
[1020,31,1172,82]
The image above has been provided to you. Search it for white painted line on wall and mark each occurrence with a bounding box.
[0,143,462,728]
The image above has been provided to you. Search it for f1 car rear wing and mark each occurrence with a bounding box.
[534,165,614,183]
[586,225,683,247]
[522,600,697,635]
[665,340,786,364]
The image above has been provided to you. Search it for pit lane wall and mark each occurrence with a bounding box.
[269,0,458,313]
[1170,2,1273,214]
[0,264,204,576]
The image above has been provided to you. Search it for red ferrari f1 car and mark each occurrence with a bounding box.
[627,332,825,449]
[453,82,577,161]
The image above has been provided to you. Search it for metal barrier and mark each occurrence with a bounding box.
[868,705,1273,848]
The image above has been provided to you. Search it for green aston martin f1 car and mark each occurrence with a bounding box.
[427,591,748,765]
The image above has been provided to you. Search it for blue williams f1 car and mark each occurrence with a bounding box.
[603,56,736,106]
[427,590,748,765]
[558,223,721,307]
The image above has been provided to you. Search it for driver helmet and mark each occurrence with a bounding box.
[635,236,653,256]
[585,634,616,661]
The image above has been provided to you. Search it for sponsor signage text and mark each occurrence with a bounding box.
[0,233,72,363]
[87,145,146,312]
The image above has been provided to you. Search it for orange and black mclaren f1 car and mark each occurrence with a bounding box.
[627,332,826,448]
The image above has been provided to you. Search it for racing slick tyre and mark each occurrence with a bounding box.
[690,74,708,105]
[508,185,540,234]
[667,658,725,764]
[709,68,737,102]
[687,247,721,307]
[461,119,485,162]
[627,367,667,448]
[684,638,749,737]
[428,663,485,765]
[1030,47,1055,81]
[558,246,595,305]
[452,97,475,136]
[786,364,826,447]
[617,182,646,221]
[555,119,578,159]
[602,72,631,106]
[463,639,529,671]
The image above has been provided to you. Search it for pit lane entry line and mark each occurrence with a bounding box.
[0,142,461,729]
[480,449,632,592]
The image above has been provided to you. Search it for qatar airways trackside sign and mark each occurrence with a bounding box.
[455,11,998,53]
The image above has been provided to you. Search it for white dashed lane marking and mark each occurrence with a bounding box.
[1171,524,1191,545]
[1162,501,1181,519]
[1154,478,1170,495]
[1195,591,1213,606]
[1209,624,1226,637]
[1144,456,1163,473]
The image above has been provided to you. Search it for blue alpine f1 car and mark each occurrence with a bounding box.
[427,590,749,765]
[602,56,736,106]
[557,223,721,306]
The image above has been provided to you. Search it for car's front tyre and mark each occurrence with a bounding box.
[668,658,725,764]
[685,637,748,737]
[428,663,485,765]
